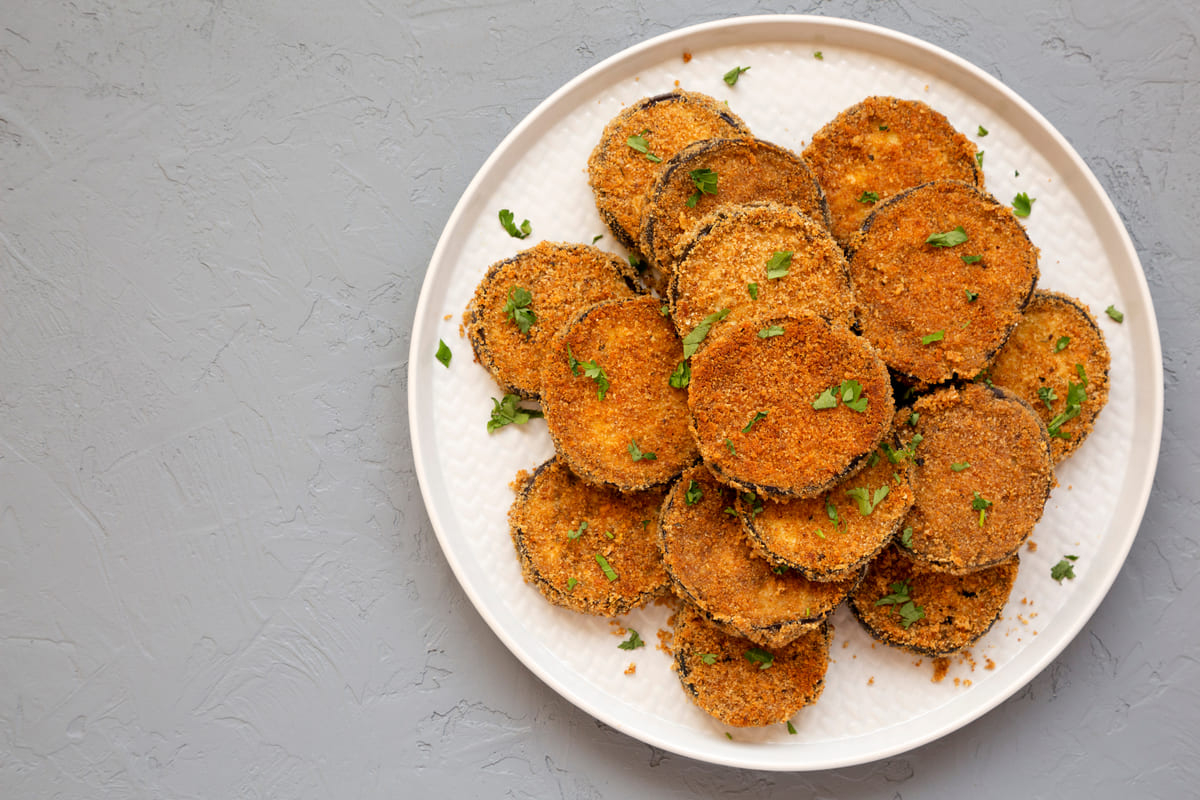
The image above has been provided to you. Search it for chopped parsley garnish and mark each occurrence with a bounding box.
[1012,192,1035,217]
[435,339,452,367]
[1037,385,1058,410]
[502,287,537,334]
[744,648,775,670]
[686,168,719,207]
[908,412,919,426]
[700,653,717,665]
[592,234,603,244]
[682,308,730,358]
[757,324,784,338]
[626,129,663,162]
[951,461,971,472]
[604,530,614,539]
[742,411,768,433]
[741,491,764,517]
[813,51,824,60]
[669,360,691,389]
[922,330,945,345]
[595,554,618,582]
[724,438,736,455]
[765,250,793,279]
[629,253,643,270]
[1055,335,1070,352]
[874,579,925,628]
[825,499,843,532]
[659,304,670,316]
[787,721,797,735]
[487,393,545,432]
[1051,554,1079,583]
[965,288,979,302]
[878,124,889,131]
[723,65,751,85]
[498,208,531,239]
[961,254,982,264]
[628,439,657,462]
[856,191,880,204]
[977,125,989,137]
[1106,305,1124,323]
[812,386,838,410]
[577,358,610,400]
[568,520,588,540]
[747,282,759,300]
[566,577,578,591]
[926,226,968,248]
[813,378,868,412]
[846,484,889,515]
[972,491,993,527]
[685,480,704,506]
[900,526,913,548]
[618,629,644,650]
[976,150,985,168]
[1047,368,1088,438]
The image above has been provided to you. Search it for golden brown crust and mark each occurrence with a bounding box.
[743,440,915,582]
[509,458,670,616]
[847,179,1040,386]
[903,383,1053,573]
[803,96,982,248]
[672,603,832,727]
[687,313,894,499]
[587,91,749,252]
[848,545,1018,656]
[658,467,858,648]
[668,201,855,336]
[640,137,829,275]
[541,295,699,491]
[464,241,641,399]
[985,289,1111,462]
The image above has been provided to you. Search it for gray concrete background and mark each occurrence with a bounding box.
[1,0,1196,797]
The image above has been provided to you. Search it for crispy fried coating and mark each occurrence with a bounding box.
[986,290,1111,462]
[658,467,858,648]
[509,458,670,616]
[848,545,1018,657]
[640,137,829,275]
[672,603,832,727]
[669,202,854,337]
[588,91,749,252]
[803,96,981,247]
[688,314,894,499]
[464,241,640,399]
[541,295,699,491]
[847,180,1039,386]
[903,383,1053,573]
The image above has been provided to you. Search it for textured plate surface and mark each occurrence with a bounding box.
[408,15,1162,770]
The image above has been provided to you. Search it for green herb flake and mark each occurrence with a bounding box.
[568,521,588,540]
[813,51,824,60]
[965,288,979,302]
[1051,554,1079,583]
[961,254,982,264]
[846,484,889,515]
[487,393,545,433]
[724,438,736,456]
[725,732,733,740]
[1047,371,1088,439]
[744,648,775,670]
[908,412,919,426]
[1012,192,1035,217]
[669,360,691,389]
[502,287,537,334]
[757,324,784,338]
[926,226,968,248]
[723,65,751,86]
[856,191,880,204]
[498,208,532,239]
[685,480,704,506]
[976,150,985,168]
[682,308,731,358]
[595,554,618,582]
[900,526,913,548]
[972,491,993,527]
[700,653,717,665]
[687,168,719,207]
[1052,335,1070,353]
[922,330,945,345]
[628,439,657,462]
[626,129,663,163]
[660,304,670,316]
[878,124,889,131]
[977,125,989,137]
[766,250,794,280]
[741,491,765,518]
[742,411,768,433]
[577,359,610,400]
[747,282,759,300]
[618,629,644,650]
[1106,305,1124,323]
[874,579,925,629]
[786,721,798,735]
[812,387,838,410]
[951,461,971,472]
[435,339,452,367]
[592,234,603,244]
[840,379,868,412]
[1037,385,1058,410]
[566,577,578,591]
[629,253,643,270]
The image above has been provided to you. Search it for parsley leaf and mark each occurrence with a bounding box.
[757,324,784,338]
[1037,385,1058,410]
[846,484,889,515]
[686,168,719,207]
[618,629,644,650]
[502,287,537,334]
[1047,370,1088,438]
[595,554,618,582]
[874,579,925,628]
[682,308,730,358]
[1055,335,1070,352]
[787,721,797,735]
[813,51,824,60]
[1106,305,1124,323]
[965,288,979,302]
[592,234,603,244]
[766,250,793,279]
[498,208,531,239]
[724,438,736,456]
[626,129,663,163]
[856,191,880,204]
[700,653,717,665]
[742,411,768,433]
[628,439,657,462]
[723,65,751,86]
[568,521,588,540]
[669,360,691,389]
[744,648,775,670]
[961,254,982,264]
[747,282,759,300]
[487,393,545,432]
[922,330,945,345]
[1012,192,1035,217]
[577,359,610,400]
[972,491,993,527]
[685,480,704,506]
[976,150,984,168]
[1051,554,1079,582]
[566,577,578,591]
[977,125,989,137]
[812,387,839,410]
[435,339,452,367]
[741,491,764,517]
[900,526,913,548]
[926,226,968,247]
[951,461,971,472]
[840,379,868,412]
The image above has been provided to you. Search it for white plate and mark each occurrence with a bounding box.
[407,15,1162,770]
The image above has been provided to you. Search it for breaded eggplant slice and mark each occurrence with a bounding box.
[668,202,854,337]
[688,313,894,499]
[848,545,1018,657]
[640,137,830,275]
[464,241,641,399]
[541,295,699,491]
[985,290,1111,463]
[803,96,982,248]
[847,179,1039,387]
[509,457,669,616]
[658,467,858,648]
[742,439,915,582]
[587,91,749,252]
[903,382,1053,574]
[672,603,832,727]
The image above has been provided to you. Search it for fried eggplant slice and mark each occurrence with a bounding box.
[640,136,829,275]
[668,201,854,337]
[464,241,641,399]
[742,439,915,582]
[847,179,1039,387]
[509,458,669,616]
[541,295,699,491]
[803,96,982,248]
[985,289,1111,463]
[848,545,1018,657]
[903,382,1053,573]
[688,313,894,499]
[587,91,749,252]
[672,603,832,727]
[658,467,858,648]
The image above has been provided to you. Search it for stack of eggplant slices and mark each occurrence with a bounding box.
[463,90,1110,730]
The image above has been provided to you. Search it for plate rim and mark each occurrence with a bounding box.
[407,13,1164,770]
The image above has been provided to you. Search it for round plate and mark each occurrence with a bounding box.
[407,15,1162,770]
